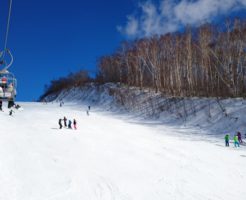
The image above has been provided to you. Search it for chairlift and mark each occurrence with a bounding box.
[0,49,17,103]
[0,0,17,107]
[0,70,17,101]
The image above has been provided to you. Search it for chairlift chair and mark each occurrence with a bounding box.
[0,49,17,104]
[0,70,17,101]
[0,0,17,108]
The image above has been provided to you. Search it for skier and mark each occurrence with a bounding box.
[73,119,77,130]
[237,132,242,144]
[234,134,240,148]
[15,104,21,110]
[58,118,63,129]
[8,100,15,108]
[9,109,14,116]
[63,116,67,127]
[225,134,230,147]
[88,105,90,110]
[68,120,72,129]
[0,100,2,111]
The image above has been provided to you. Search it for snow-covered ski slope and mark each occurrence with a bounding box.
[0,102,246,200]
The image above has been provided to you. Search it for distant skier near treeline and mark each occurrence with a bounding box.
[58,119,63,129]
[225,134,230,147]
[59,101,64,107]
[86,105,91,116]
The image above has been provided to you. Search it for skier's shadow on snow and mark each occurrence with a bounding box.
[215,144,224,147]
[240,155,246,158]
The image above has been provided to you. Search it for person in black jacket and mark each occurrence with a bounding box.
[58,119,63,129]
[63,116,67,127]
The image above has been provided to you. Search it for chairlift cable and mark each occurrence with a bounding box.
[2,0,13,59]
[0,0,16,103]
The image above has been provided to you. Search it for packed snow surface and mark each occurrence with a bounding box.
[0,102,246,200]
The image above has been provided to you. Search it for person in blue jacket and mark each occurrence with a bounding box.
[68,120,72,129]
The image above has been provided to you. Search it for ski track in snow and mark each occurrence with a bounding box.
[0,102,246,200]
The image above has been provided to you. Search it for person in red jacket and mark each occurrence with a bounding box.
[73,119,77,130]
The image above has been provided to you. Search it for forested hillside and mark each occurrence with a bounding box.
[42,19,246,100]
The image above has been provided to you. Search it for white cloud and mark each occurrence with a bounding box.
[140,1,161,36]
[118,0,246,38]
[117,16,139,37]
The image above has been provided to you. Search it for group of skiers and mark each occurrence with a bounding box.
[58,116,77,130]
[225,132,244,147]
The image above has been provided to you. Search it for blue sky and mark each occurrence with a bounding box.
[0,0,138,101]
[0,0,246,101]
